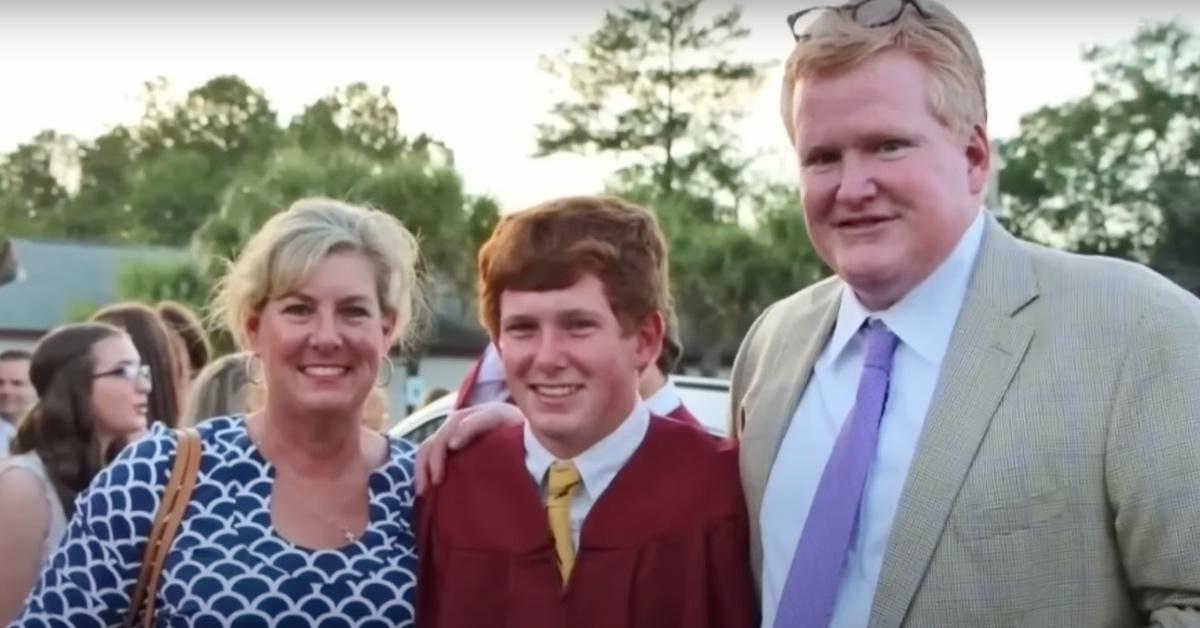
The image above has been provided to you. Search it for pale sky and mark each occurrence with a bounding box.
[1,1,1198,211]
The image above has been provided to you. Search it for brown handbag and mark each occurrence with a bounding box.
[124,428,202,628]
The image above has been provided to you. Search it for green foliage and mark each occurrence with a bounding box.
[536,0,768,201]
[538,0,824,369]
[999,20,1200,292]
[616,180,827,371]
[0,131,76,237]
[193,145,497,305]
[0,75,498,346]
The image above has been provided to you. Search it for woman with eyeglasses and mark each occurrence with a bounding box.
[13,198,423,627]
[91,301,186,428]
[0,322,150,624]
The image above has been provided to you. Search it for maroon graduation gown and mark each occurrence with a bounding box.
[666,403,701,428]
[416,416,757,628]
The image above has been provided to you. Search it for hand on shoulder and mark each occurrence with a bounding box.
[414,401,526,495]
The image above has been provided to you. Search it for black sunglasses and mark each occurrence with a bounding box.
[787,0,929,41]
[93,363,152,383]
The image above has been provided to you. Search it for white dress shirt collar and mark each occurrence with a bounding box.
[467,343,510,406]
[643,378,682,417]
[826,209,987,368]
[524,401,651,501]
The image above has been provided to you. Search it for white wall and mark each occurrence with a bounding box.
[0,335,36,354]
[415,355,475,394]
[381,354,475,424]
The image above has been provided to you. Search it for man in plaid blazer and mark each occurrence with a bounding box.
[734,1,1200,626]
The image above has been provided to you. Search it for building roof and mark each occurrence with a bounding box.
[0,238,491,355]
[0,238,183,333]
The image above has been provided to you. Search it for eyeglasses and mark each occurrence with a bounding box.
[94,363,152,383]
[787,0,929,41]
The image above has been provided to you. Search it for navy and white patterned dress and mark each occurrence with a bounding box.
[12,416,418,627]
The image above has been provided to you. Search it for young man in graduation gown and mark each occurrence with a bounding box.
[416,195,756,628]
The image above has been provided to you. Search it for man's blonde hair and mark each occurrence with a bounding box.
[211,197,425,352]
[781,0,986,142]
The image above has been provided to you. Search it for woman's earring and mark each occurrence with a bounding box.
[245,354,263,386]
[377,358,395,388]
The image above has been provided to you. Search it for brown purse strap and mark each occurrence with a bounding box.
[125,428,202,628]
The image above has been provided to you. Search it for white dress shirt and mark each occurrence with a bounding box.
[643,378,683,416]
[760,210,986,628]
[524,402,651,549]
[466,343,510,406]
[0,419,13,456]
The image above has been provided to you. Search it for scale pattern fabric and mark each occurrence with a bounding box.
[11,416,418,628]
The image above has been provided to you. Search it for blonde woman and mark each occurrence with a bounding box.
[15,198,424,626]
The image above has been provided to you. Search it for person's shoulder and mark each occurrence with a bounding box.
[387,431,419,461]
[0,460,51,539]
[0,456,51,507]
[108,422,183,471]
[1022,239,1189,300]
[646,418,739,473]
[757,274,841,327]
[1020,240,1200,326]
[728,275,834,388]
[639,419,743,520]
[383,431,418,484]
[441,422,525,480]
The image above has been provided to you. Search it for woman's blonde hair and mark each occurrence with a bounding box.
[781,0,986,142]
[211,197,426,352]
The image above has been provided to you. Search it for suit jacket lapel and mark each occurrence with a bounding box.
[870,218,1039,628]
[742,279,840,577]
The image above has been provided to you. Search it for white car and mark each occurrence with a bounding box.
[388,375,732,443]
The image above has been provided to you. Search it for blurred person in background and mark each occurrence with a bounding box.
[156,300,212,392]
[90,302,184,428]
[185,351,251,425]
[0,323,149,624]
[0,349,36,453]
[13,198,424,626]
[637,310,699,425]
[420,387,450,409]
[362,387,390,432]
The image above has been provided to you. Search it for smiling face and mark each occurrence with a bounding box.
[498,274,662,459]
[247,251,397,422]
[793,49,989,310]
[89,334,150,441]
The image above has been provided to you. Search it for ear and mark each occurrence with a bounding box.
[634,311,666,372]
[244,311,263,354]
[381,310,400,346]
[965,123,991,197]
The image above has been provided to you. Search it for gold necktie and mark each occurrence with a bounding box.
[546,460,582,584]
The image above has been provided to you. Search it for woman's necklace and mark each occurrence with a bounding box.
[248,418,371,546]
[271,476,364,545]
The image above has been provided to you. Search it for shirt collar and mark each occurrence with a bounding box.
[643,378,682,416]
[466,343,511,406]
[826,208,986,367]
[524,402,651,500]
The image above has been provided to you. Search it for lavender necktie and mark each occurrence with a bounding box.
[774,320,900,628]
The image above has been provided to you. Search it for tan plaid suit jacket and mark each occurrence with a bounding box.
[730,216,1200,626]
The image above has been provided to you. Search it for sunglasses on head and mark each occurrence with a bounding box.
[787,0,929,41]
